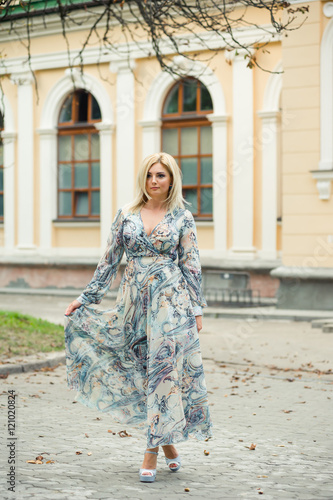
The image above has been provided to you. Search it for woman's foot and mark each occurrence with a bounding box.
[162,444,181,471]
[140,447,159,476]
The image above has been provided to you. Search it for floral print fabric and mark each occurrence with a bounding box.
[64,206,213,447]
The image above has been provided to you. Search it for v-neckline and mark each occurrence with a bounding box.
[139,209,169,238]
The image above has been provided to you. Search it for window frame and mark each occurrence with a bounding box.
[57,90,101,221]
[161,78,213,220]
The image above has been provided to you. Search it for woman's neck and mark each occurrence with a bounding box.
[143,198,168,211]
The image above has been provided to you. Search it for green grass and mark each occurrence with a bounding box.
[0,311,65,359]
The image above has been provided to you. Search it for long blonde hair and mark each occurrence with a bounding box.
[126,152,186,213]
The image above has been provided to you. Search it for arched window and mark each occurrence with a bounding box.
[0,113,3,222]
[161,78,213,219]
[57,90,102,219]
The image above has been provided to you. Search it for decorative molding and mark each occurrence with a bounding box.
[0,93,16,251]
[231,50,254,255]
[319,16,333,175]
[38,71,114,251]
[109,59,136,74]
[1,131,17,142]
[258,60,283,260]
[0,25,281,77]
[52,221,100,228]
[323,2,333,17]
[224,47,255,63]
[36,128,57,137]
[208,114,229,124]
[310,169,333,200]
[10,71,34,86]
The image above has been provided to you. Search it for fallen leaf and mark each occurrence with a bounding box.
[76,451,82,455]
[118,430,132,438]
[204,450,210,455]
[35,455,44,461]
[184,487,190,492]
[283,410,293,413]
[246,443,256,450]
[85,433,89,438]
[87,452,92,456]
[46,460,55,464]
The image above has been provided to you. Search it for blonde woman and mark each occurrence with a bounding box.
[64,152,213,483]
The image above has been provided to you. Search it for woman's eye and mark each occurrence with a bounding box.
[158,174,165,178]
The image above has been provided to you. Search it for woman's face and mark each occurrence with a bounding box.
[146,162,172,200]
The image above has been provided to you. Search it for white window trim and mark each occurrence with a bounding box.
[311,7,333,199]
[38,69,114,253]
[257,60,282,260]
[0,93,16,254]
[140,56,229,255]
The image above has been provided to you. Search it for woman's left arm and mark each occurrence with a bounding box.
[178,210,207,321]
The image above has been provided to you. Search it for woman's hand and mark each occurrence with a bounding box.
[195,315,203,333]
[65,300,82,316]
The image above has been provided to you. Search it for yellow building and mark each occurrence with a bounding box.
[0,0,332,309]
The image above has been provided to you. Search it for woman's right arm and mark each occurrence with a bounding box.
[65,208,125,316]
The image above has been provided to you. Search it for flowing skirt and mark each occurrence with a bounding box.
[64,255,213,448]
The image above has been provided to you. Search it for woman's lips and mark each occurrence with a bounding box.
[151,187,159,190]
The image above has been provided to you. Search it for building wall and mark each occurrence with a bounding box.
[2,2,332,306]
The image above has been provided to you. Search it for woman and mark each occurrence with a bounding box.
[64,152,213,483]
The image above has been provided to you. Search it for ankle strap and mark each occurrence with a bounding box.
[145,450,158,455]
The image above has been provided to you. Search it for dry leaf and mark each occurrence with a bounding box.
[246,443,256,450]
[118,430,132,437]
[46,460,55,464]
[26,460,37,464]
[35,455,44,461]
[85,433,89,438]
[76,451,82,455]
[184,488,190,492]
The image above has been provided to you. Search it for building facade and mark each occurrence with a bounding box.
[1,1,333,309]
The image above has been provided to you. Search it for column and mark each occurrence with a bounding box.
[110,60,136,208]
[95,121,114,248]
[258,110,279,259]
[139,119,161,159]
[228,50,255,258]
[1,131,16,251]
[11,72,36,251]
[37,128,57,251]
[210,114,229,254]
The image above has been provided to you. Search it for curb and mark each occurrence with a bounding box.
[204,307,333,322]
[0,351,66,376]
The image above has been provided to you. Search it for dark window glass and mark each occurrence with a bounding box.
[77,91,89,122]
[200,84,213,111]
[91,95,102,120]
[59,95,73,123]
[164,85,179,114]
[183,79,197,112]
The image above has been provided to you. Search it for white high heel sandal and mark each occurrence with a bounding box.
[139,450,158,483]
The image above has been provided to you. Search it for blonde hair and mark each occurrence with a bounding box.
[126,152,186,214]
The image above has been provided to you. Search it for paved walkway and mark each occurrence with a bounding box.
[0,295,332,499]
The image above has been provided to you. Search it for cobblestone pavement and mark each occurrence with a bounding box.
[0,296,333,499]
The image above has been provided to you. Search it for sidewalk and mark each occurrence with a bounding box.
[0,293,332,499]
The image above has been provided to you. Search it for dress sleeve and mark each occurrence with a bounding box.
[177,209,207,316]
[76,208,125,306]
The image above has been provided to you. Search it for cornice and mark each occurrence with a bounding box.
[0,24,281,77]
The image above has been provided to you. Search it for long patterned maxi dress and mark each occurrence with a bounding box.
[64,206,213,448]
